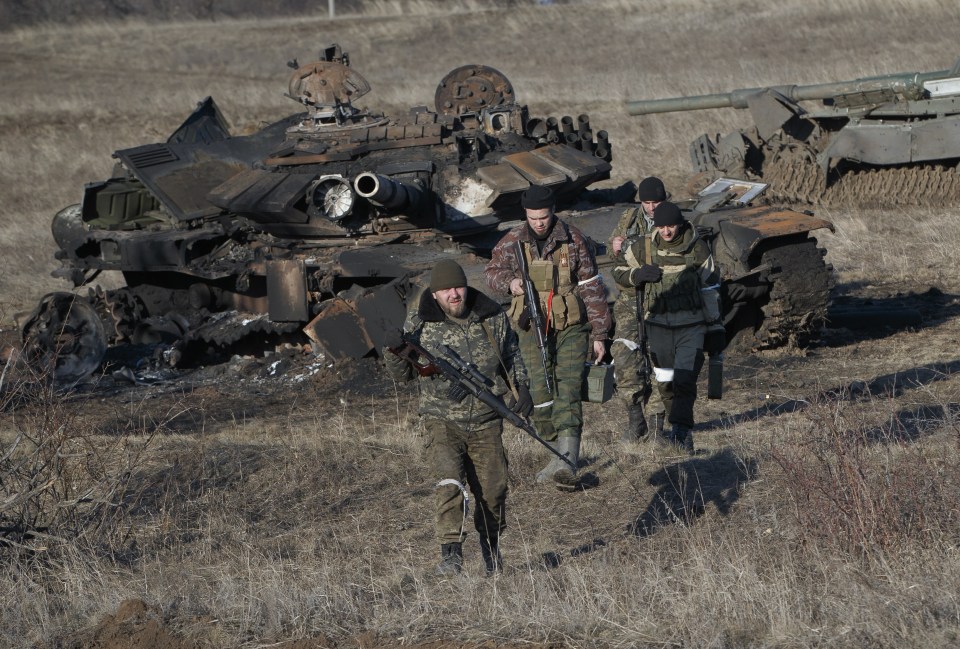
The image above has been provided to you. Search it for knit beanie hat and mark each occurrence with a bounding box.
[521,184,555,210]
[652,202,685,226]
[636,176,667,202]
[430,259,468,292]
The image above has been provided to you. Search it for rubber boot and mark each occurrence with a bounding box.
[621,404,648,442]
[551,435,581,490]
[535,440,565,483]
[436,542,463,576]
[478,534,502,576]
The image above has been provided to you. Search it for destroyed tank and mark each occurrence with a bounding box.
[626,58,960,206]
[19,45,614,383]
[21,46,835,384]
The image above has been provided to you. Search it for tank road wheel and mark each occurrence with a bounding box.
[20,292,107,384]
[752,239,833,349]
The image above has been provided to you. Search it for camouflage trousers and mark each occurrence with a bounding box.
[518,322,590,441]
[423,418,508,545]
[646,323,706,429]
[611,291,662,412]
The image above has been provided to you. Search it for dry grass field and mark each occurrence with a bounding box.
[2,0,960,647]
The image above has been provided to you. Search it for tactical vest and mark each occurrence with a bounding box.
[646,229,704,315]
[509,240,585,331]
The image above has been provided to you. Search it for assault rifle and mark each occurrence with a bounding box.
[513,240,553,394]
[636,288,653,402]
[390,335,574,469]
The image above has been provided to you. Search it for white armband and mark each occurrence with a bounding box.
[578,274,602,287]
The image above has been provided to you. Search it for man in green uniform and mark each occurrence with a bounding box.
[613,202,724,453]
[384,260,531,575]
[608,177,668,442]
[485,185,612,487]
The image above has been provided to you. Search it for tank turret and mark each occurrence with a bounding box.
[626,58,960,205]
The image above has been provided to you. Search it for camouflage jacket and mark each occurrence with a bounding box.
[608,205,654,263]
[485,219,612,343]
[383,287,527,430]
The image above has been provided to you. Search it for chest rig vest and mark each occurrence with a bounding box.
[646,227,704,315]
[509,239,586,332]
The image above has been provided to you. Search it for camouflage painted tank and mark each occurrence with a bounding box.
[627,58,960,206]
[20,45,613,382]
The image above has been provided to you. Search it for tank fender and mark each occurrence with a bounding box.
[696,205,834,268]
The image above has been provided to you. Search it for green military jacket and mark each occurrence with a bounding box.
[614,224,722,328]
[383,287,527,430]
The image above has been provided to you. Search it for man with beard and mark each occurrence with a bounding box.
[613,202,724,453]
[484,185,611,488]
[383,259,531,576]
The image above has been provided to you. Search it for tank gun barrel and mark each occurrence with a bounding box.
[626,64,960,115]
[353,173,427,215]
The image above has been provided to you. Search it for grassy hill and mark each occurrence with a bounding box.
[2,1,960,647]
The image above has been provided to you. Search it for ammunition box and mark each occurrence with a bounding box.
[582,363,614,403]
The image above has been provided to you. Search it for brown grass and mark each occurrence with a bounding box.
[2,0,960,647]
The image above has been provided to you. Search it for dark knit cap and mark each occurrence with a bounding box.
[521,184,556,210]
[653,201,685,227]
[430,259,468,292]
[636,176,667,202]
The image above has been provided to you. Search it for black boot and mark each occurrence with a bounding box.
[478,535,502,575]
[436,542,463,576]
[651,413,671,446]
[622,404,648,442]
[670,425,694,454]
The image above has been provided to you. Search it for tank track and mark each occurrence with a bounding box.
[752,238,833,349]
[762,156,960,207]
[175,312,304,367]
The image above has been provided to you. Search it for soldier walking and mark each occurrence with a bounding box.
[613,202,725,453]
[485,185,611,487]
[383,260,531,576]
[608,177,668,442]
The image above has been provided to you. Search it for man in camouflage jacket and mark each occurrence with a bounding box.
[607,177,669,442]
[613,202,724,454]
[485,185,611,488]
[384,260,530,576]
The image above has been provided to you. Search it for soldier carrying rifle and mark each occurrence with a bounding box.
[383,260,532,576]
[613,202,724,454]
[485,185,612,488]
[608,176,669,442]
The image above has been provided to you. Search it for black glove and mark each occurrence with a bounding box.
[382,328,405,351]
[704,328,726,354]
[506,385,533,417]
[630,264,662,285]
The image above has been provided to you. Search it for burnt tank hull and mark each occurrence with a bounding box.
[21,48,613,382]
